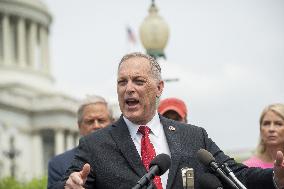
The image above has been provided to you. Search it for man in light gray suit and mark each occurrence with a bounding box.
[55,52,284,189]
[47,95,114,189]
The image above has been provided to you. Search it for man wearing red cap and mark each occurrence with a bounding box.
[158,97,188,123]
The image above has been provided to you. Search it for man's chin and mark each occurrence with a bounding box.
[126,115,138,122]
[125,114,141,124]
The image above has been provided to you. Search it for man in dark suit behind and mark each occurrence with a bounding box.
[55,52,284,189]
[47,95,114,189]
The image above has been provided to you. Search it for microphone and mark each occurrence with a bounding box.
[196,149,239,189]
[132,153,171,189]
[198,173,223,189]
[221,163,247,189]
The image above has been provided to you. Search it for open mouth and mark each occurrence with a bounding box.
[125,98,139,107]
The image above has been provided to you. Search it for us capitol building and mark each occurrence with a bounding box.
[0,0,251,181]
[0,0,81,180]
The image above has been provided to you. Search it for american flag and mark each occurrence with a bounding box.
[126,26,136,44]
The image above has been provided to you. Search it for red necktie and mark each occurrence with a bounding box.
[139,126,163,189]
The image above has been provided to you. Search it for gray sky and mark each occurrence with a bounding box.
[43,0,284,151]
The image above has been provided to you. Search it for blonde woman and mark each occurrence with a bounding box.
[243,103,284,168]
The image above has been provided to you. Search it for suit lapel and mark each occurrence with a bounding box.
[160,116,182,189]
[110,116,146,178]
[110,115,183,188]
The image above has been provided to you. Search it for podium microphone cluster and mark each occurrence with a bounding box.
[197,149,247,189]
[132,153,171,189]
[198,173,224,189]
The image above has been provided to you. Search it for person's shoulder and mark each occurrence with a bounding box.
[160,115,204,132]
[243,156,273,168]
[243,156,260,167]
[48,148,76,165]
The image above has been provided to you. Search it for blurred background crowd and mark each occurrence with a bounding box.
[0,0,283,188]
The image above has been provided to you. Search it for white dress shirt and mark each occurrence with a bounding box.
[124,112,171,189]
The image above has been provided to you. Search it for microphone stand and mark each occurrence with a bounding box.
[221,163,247,189]
[132,170,157,189]
[209,161,239,189]
[146,182,155,189]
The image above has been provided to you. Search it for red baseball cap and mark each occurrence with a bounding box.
[158,97,188,119]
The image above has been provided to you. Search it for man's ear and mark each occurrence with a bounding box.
[157,80,164,97]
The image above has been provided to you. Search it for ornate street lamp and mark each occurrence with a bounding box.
[3,129,20,178]
[140,0,179,83]
[140,0,170,59]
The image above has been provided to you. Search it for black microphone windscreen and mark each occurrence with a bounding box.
[196,149,215,166]
[149,153,171,176]
[198,173,223,189]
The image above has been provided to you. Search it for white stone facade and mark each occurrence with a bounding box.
[0,0,80,180]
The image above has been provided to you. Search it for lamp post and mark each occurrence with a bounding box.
[3,128,20,178]
[139,0,169,59]
[140,0,179,84]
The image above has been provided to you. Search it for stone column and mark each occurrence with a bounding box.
[76,134,81,146]
[2,14,12,66]
[0,17,3,64]
[28,22,37,69]
[32,133,43,177]
[17,18,26,67]
[55,129,64,155]
[66,132,74,150]
[0,123,4,177]
[39,26,50,73]
[45,29,50,73]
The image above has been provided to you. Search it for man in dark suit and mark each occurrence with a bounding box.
[57,52,284,189]
[47,95,114,189]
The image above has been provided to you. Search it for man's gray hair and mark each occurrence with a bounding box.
[118,52,162,81]
[77,95,113,125]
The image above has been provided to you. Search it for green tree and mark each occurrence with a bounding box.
[0,176,47,189]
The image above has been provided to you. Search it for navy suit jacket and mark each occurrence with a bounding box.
[53,115,275,189]
[48,148,77,189]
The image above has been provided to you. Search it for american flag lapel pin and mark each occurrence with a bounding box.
[169,126,176,131]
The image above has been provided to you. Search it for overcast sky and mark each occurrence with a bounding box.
[43,0,284,151]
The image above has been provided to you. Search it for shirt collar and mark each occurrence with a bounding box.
[123,112,162,139]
